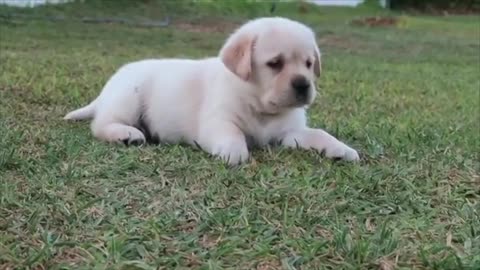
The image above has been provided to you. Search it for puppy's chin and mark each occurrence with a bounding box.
[260,99,309,115]
[262,101,285,115]
[259,88,316,114]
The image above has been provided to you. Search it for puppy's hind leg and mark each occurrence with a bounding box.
[87,63,151,146]
[92,120,146,146]
[91,98,147,146]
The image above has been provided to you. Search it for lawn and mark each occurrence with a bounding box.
[0,1,479,269]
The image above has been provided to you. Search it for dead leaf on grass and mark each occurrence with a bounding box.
[446,231,453,247]
[177,219,197,233]
[0,263,15,270]
[314,225,333,241]
[175,21,238,33]
[256,258,281,270]
[351,17,399,27]
[199,234,221,249]
[185,252,201,267]
[378,256,396,270]
[365,217,376,232]
[51,247,88,266]
[86,206,104,219]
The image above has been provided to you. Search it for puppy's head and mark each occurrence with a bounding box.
[220,17,321,114]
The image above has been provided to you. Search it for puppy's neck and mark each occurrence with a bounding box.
[248,104,286,124]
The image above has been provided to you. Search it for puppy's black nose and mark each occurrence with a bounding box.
[291,75,310,102]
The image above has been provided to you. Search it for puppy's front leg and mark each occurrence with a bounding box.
[282,128,359,161]
[198,122,249,165]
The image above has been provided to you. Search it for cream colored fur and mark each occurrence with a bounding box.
[64,17,359,165]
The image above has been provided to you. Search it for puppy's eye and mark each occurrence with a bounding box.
[267,58,283,70]
[306,60,312,69]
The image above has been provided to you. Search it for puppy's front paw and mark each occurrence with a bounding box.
[212,140,249,165]
[325,142,360,162]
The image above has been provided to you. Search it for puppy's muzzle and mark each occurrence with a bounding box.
[291,75,311,104]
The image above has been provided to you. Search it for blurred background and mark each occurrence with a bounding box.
[1,0,480,10]
[1,0,479,11]
[0,1,479,269]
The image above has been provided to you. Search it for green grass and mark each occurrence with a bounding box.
[0,1,479,269]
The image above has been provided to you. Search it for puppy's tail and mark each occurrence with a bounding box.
[64,100,97,121]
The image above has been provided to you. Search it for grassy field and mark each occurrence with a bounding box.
[0,1,479,269]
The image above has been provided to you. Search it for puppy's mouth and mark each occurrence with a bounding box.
[267,99,310,112]
[261,88,316,114]
[271,93,314,107]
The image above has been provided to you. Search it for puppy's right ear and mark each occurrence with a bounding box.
[219,32,256,81]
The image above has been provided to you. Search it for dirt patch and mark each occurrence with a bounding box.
[199,234,221,249]
[177,219,197,233]
[174,20,238,34]
[318,35,353,48]
[256,258,282,270]
[351,16,399,27]
[0,263,16,270]
[317,34,367,52]
[377,256,397,270]
[404,7,480,15]
[313,225,333,241]
[184,253,201,268]
[365,217,376,232]
[51,247,88,267]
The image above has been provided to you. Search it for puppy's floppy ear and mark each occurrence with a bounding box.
[219,32,256,81]
[313,42,322,78]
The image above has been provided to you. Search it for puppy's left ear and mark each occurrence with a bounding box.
[313,42,322,78]
[219,32,256,81]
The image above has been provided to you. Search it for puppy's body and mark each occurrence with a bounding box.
[66,58,307,159]
[65,17,359,164]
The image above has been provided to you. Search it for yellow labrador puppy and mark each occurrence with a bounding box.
[64,17,359,165]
